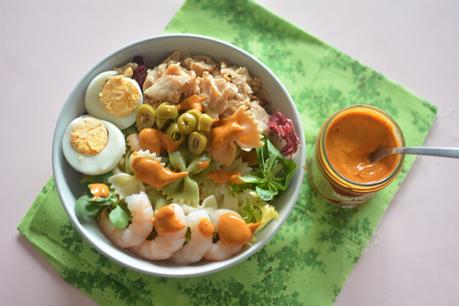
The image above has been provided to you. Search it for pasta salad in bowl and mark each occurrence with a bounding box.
[52,34,305,277]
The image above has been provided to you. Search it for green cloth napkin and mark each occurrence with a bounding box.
[18,0,437,305]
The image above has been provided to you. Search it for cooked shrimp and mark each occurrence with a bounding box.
[131,204,187,260]
[99,191,153,248]
[170,209,214,264]
[204,209,258,261]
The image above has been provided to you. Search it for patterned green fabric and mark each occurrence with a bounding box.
[18,0,437,305]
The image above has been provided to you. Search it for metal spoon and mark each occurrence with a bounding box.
[368,146,459,163]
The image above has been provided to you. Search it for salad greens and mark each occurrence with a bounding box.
[108,205,130,229]
[75,186,131,230]
[238,139,297,201]
[239,190,279,228]
[240,201,262,223]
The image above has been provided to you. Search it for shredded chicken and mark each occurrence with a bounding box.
[247,100,270,134]
[198,72,238,118]
[143,51,184,105]
[183,55,217,76]
[220,62,254,101]
[143,63,196,104]
[142,52,268,131]
[143,63,166,91]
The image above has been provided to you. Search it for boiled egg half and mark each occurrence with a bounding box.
[62,116,125,175]
[85,71,143,129]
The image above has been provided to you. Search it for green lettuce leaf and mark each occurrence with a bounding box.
[237,139,297,201]
[109,205,130,229]
[239,190,279,230]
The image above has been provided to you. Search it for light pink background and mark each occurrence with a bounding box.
[1,0,458,305]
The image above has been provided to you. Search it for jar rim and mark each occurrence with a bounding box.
[319,104,406,188]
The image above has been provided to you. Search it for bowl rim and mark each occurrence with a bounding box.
[52,33,306,278]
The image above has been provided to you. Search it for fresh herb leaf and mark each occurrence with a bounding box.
[185,227,191,243]
[234,139,297,201]
[239,175,263,184]
[108,206,130,230]
[241,202,262,223]
[146,227,157,240]
[76,185,133,229]
[238,190,279,231]
[267,139,282,158]
[89,194,116,204]
[256,186,276,201]
[212,232,219,243]
[283,158,297,185]
[75,195,103,217]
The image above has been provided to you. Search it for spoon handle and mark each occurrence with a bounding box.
[397,147,459,159]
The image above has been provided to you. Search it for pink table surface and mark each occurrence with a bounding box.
[1,0,458,305]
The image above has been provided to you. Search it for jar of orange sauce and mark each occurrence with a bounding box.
[309,105,405,207]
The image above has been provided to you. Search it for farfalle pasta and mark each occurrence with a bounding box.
[209,106,263,166]
[161,149,210,206]
[68,52,299,264]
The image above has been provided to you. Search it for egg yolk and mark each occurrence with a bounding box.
[70,117,108,155]
[99,75,140,117]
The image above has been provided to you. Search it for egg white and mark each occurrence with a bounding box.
[62,116,126,175]
[85,71,143,130]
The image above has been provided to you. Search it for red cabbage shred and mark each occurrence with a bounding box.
[268,112,300,156]
[132,56,147,87]
[133,64,147,87]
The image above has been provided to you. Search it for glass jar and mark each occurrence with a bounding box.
[309,105,405,207]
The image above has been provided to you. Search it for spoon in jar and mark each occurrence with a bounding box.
[368,146,459,163]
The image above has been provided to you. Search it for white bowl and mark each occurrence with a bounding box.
[52,34,306,278]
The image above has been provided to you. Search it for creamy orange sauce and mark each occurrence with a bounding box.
[208,170,242,184]
[131,157,188,189]
[211,122,244,150]
[325,108,401,183]
[196,161,210,170]
[139,128,162,154]
[88,183,109,198]
[248,222,260,233]
[180,94,205,111]
[198,218,215,237]
[138,128,180,154]
[154,205,185,233]
[217,213,252,244]
[210,106,262,166]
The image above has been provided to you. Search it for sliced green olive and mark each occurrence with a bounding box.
[186,109,201,120]
[166,123,185,145]
[136,104,156,131]
[177,113,198,135]
[188,131,208,155]
[156,102,179,120]
[198,114,216,132]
